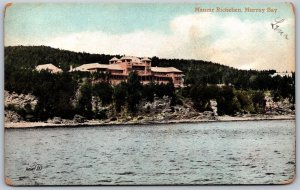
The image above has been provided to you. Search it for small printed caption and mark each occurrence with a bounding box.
[195,7,278,13]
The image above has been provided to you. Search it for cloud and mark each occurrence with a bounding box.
[5,13,295,72]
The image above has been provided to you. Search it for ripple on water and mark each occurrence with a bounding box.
[116,172,136,176]
[4,120,296,185]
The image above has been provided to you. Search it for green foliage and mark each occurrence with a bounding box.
[235,90,254,113]
[142,81,177,105]
[252,91,266,113]
[190,85,211,112]
[126,72,143,113]
[92,82,113,106]
[35,73,77,119]
[142,82,156,102]
[272,90,281,102]
[4,46,295,120]
[189,85,255,116]
[5,67,78,120]
[216,86,241,116]
[165,81,176,106]
[5,104,29,119]
[277,75,295,103]
[76,83,93,118]
[113,82,128,113]
[5,45,120,71]
[91,72,110,82]
[153,81,175,98]
[112,74,177,114]
[94,109,108,120]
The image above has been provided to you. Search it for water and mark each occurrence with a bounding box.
[5,120,295,185]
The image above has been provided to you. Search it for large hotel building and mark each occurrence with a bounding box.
[70,56,184,87]
[36,56,184,87]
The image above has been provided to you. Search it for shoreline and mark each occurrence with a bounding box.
[4,114,295,129]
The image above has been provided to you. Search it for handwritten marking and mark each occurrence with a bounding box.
[25,162,43,171]
[271,18,288,40]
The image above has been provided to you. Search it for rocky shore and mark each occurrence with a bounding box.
[5,114,295,129]
[4,90,295,129]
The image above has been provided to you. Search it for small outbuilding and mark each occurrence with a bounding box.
[35,64,63,73]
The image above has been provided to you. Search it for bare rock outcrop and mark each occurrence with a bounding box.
[5,91,38,122]
[138,96,202,121]
[265,96,295,115]
[5,90,38,110]
[5,110,22,122]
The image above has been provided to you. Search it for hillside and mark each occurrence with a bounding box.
[5,45,280,88]
[4,46,295,122]
[5,46,116,71]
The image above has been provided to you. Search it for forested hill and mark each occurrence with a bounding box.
[4,46,295,120]
[4,46,234,72]
[5,45,284,89]
[4,46,115,71]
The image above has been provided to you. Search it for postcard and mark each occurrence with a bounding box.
[4,2,295,186]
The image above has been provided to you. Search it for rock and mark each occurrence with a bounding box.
[162,109,172,113]
[210,100,218,116]
[24,114,37,122]
[265,111,273,115]
[139,96,171,115]
[157,114,164,120]
[53,117,62,124]
[143,102,152,109]
[73,114,85,123]
[4,110,22,122]
[5,91,38,111]
[110,117,117,121]
[265,95,295,115]
[203,111,213,116]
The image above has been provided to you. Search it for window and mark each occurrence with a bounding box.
[111,70,123,74]
[132,66,145,71]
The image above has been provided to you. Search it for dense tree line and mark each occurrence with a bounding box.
[5,46,294,98]
[5,46,120,71]
[5,67,177,120]
[71,72,177,118]
[4,46,295,120]
[186,85,267,115]
[152,56,294,102]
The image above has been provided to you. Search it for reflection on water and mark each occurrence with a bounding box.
[5,120,295,185]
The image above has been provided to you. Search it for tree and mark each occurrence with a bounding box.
[51,73,77,118]
[77,83,93,117]
[113,82,127,113]
[216,86,241,115]
[190,85,210,112]
[252,91,266,113]
[142,82,156,102]
[235,90,254,113]
[92,82,113,105]
[164,80,176,105]
[126,72,142,113]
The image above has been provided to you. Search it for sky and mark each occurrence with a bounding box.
[4,3,295,72]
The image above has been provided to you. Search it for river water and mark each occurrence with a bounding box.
[5,120,295,185]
